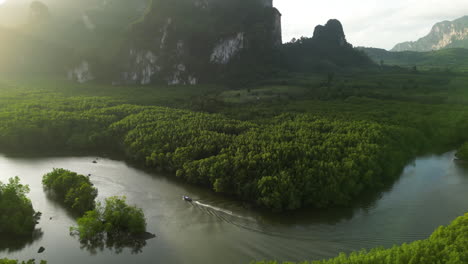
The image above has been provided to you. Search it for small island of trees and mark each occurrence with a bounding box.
[0,177,41,237]
[42,169,98,215]
[42,169,149,249]
[71,196,147,243]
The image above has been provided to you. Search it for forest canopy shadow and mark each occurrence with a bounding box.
[71,232,154,255]
[0,229,43,253]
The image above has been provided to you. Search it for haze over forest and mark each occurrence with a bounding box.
[2,0,468,49]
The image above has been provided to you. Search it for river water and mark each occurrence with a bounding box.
[0,151,467,263]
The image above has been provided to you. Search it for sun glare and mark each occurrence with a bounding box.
[0,0,5,5]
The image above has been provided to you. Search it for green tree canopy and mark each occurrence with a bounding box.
[0,177,40,236]
[42,169,98,214]
[456,142,468,161]
[71,196,147,242]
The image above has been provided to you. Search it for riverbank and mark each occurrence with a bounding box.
[1,151,467,263]
[1,74,468,212]
[255,212,468,264]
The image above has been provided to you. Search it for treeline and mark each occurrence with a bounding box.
[113,111,419,210]
[253,212,468,264]
[0,85,467,211]
[0,177,41,236]
[0,94,428,211]
[0,97,126,152]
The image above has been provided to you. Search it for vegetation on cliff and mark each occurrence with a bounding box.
[392,15,468,52]
[282,20,374,73]
[124,0,283,85]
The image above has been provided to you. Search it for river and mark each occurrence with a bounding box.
[0,151,467,263]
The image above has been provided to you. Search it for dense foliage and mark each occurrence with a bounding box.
[254,212,468,264]
[1,71,468,211]
[0,99,439,211]
[42,169,98,214]
[0,177,40,236]
[71,196,147,242]
[0,260,46,264]
[456,142,468,161]
[111,110,417,210]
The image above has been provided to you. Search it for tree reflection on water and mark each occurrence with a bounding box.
[0,229,43,253]
[71,232,155,255]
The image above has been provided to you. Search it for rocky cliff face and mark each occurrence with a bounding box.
[392,16,468,52]
[312,19,350,48]
[2,0,283,85]
[282,19,373,72]
[67,60,94,83]
[118,0,282,85]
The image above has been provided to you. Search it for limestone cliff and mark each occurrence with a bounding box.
[392,16,468,52]
[118,0,282,85]
[0,0,282,84]
[281,19,373,72]
[67,61,94,84]
[312,19,350,48]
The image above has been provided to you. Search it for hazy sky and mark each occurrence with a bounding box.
[275,0,468,50]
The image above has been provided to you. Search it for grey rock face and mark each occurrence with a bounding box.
[210,33,245,64]
[312,19,350,47]
[260,0,273,7]
[392,16,468,52]
[272,9,282,46]
[116,0,282,85]
[67,61,94,84]
[122,49,160,85]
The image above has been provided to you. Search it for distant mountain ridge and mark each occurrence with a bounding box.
[392,16,468,52]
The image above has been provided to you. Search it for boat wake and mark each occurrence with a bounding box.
[194,201,234,216]
[193,201,310,239]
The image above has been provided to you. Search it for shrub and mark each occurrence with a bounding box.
[0,177,41,236]
[42,169,98,214]
[456,142,468,160]
[71,196,147,242]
